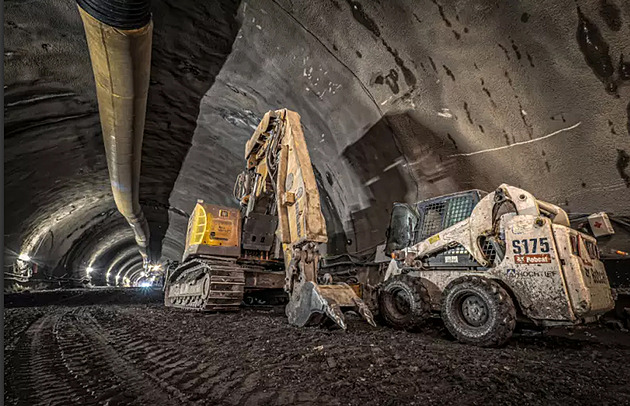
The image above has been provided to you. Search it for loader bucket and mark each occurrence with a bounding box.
[285,281,376,330]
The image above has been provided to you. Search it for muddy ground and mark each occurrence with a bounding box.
[4,290,630,406]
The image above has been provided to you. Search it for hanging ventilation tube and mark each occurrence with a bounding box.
[77,0,153,265]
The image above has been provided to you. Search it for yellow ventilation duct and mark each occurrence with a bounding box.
[77,0,153,264]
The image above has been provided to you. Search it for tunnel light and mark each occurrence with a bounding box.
[106,272,111,279]
[139,281,152,288]
[86,267,94,275]
[18,253,31,262]
[140,271,147,277]
[115,275,120,282]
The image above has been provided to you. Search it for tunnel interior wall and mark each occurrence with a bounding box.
[4,0,630,285]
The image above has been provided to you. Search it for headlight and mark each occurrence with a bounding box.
[391,250,406,261]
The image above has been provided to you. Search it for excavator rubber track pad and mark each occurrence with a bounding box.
[165,259,245,312]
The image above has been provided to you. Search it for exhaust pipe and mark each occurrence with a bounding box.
[77,0,152,264]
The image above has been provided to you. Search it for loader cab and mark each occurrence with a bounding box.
[385,190,487,267]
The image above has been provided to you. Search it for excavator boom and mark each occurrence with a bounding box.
[236,109,375,329]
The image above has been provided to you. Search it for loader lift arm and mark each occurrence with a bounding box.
[235,109,375,329]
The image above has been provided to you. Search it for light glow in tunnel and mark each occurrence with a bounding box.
[18,253,31,262]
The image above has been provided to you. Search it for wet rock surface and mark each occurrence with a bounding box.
[4,299,630,405]
[4,0,630,283]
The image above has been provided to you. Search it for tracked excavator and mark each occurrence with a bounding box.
[164,109,375,329]
[379,185,615,346]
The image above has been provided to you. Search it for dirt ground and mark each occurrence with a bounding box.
[4,290,630,406]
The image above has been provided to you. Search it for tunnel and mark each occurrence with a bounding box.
[4,0,630,404]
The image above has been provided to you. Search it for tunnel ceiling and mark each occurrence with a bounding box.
[5,0,630,283]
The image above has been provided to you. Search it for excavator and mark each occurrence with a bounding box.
[74,0,373,330]
[164,109,376,329]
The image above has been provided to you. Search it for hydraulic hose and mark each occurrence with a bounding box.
[77,0,152,264]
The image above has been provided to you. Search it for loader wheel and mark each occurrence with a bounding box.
[441,276,516,347]
[379,275,430,331]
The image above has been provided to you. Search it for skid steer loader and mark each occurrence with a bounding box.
[380,185,614,346]
[164,109,375,330]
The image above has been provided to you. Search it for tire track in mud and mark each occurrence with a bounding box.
[7,304,629,405]
[57,308,183,405]
[7,312,94,406]
[6,308,188,406]
[90,308,267,405]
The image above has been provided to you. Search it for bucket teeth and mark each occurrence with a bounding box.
[286,281,376,330]
[324,303,347,330]
[353,297,377,327]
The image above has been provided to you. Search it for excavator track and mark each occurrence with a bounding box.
[165,259,246,311]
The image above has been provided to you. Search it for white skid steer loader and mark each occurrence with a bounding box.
[380,184,614,347]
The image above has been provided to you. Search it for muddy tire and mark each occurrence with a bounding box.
[441,276,516,347]
[379,275,430,331]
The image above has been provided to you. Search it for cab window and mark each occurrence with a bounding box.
[385,204,419,255]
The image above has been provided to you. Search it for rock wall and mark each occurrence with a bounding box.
[5,0,630,284]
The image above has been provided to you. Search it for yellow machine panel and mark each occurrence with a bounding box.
[183,201,241,261]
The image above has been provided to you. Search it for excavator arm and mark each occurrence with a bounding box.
[235,109,375,329]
